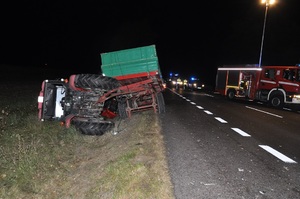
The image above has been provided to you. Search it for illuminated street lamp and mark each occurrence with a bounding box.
[258,0,276,68]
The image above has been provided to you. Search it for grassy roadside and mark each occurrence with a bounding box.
[0,81,174,199]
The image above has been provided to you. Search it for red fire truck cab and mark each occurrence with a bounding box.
[215,64,300,109]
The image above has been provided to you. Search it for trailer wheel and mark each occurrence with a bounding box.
[270,95,284,109]
[71,117,114,136]
[117,98,129,119]
[227,89,236,100]
[75,74,120,90]
[156,92,166,113]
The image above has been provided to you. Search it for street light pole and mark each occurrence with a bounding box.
[258,0,276,68]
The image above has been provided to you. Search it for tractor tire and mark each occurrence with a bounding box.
[71,117,114,136]
[156,92,166,114]
[270,95,284,109]
[75,74,120,90]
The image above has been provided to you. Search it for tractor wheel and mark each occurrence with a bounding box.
[71,117,114,136]
[156,92,166,114]
[75,74,120,90]
[270,95,284,109]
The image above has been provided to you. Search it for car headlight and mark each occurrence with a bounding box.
[293,95,300,99]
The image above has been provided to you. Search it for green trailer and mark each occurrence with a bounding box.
[101,44,162,81]
[99,45,164,95]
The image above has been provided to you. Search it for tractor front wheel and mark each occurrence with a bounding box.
[71,117,114,136]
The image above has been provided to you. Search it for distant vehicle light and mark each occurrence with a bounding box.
[177,78,183,85]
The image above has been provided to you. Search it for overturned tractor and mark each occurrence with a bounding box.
[38,45,166,135]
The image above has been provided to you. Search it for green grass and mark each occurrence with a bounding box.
[0,111,82,197]
[0,80,174,199]
[0,81,83,197]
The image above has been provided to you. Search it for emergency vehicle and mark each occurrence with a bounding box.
[215,64,300,109]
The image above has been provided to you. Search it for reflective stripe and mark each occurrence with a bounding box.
[218,68,262,71]
[278,81,299,87]
[260,79,276,84]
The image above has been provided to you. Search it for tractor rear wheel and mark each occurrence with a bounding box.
[75,74,120,90]
[71,117,114,136]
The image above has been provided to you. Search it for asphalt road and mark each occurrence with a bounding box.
[160,87,300,199]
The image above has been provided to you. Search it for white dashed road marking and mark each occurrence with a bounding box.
[259,145,297,163]
[214,117,228,123]
[171,90,297,164]
[204,110,213,115]
[231,128,251,137]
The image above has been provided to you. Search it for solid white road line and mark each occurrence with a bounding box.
[204,110,213,115]
[283,107,292,111]
[245,106,283,118]
[204,94,214,97]
[215,117,228,123]
[231,128,251,137]
[259,145,297,163]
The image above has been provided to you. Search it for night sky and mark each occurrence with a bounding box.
[1,0,300,86]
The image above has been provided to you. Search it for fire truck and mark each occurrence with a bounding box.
[215,64,300,109]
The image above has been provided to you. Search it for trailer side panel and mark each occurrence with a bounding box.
[100,45,161,80]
